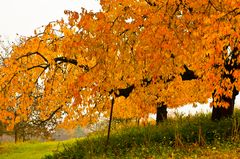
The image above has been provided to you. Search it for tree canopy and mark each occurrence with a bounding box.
[0,0,240,130]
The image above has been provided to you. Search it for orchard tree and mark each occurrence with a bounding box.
[162,0,240,120]
[129,0,240,120]
[98,0,212,122]
[1,0,240,137]
[0,20,89,132]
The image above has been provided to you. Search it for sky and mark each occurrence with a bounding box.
[0,0,101,40]
[0,0,239,114]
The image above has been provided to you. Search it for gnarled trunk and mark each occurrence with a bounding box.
[156,103,167,125]
[211,46,239,120]
[211,87,238,120]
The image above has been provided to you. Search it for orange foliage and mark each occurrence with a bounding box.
[0,0,240,129]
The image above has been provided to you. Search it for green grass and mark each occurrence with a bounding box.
[45,110,240,159]
[0,139,77,159]
[1,110,240,159]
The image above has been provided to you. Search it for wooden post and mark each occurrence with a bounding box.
[106,96,115,146]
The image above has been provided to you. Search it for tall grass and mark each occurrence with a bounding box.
[45,110,240,158]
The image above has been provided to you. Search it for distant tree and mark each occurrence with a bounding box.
[74,126,85,138]
[0,121,6,136]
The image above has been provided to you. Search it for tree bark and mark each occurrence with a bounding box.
[211,87,238,120]
[211,46,239,120]
[156,103,167,125]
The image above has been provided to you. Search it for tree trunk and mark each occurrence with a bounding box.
[14,126,18,143]
[23,128,26,142]
[211,87,238,120]
[211,46,239,120]
[156,103,167,125]
[136,118,140,126]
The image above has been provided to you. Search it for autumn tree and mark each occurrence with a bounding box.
[100,0,212,122]
[129,0,240,120]
[161,0,240,120]
[1,0,240,138]
[0,21,83,134]
[0,0,209,132]
[201,2,240,120]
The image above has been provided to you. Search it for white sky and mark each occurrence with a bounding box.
[0,0,101,40]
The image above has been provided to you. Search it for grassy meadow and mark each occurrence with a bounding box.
[45,110,240,159]
[1,110,240,159]
[0,139,77,159]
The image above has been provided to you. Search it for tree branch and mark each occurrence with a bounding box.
[217,7,240,21]
[54,57,77,65]
[180,65,198,80]
[37,105,63,125]
[111,85,135,98]
[54,57,90,72]
[17,51,49,63]
[145,0,157,6]
[27,64,50,71]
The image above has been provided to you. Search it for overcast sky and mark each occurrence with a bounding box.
[0,0,101,40]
